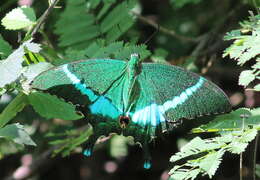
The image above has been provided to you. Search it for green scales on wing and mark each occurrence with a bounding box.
[31,54,231,169]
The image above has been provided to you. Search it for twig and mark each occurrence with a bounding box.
[31,0,61,37]
[131,11,198,43]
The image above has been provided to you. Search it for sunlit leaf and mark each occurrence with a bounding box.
[0,40,41,88]
[254,84,260,91]
[192,108,260,132]
[198,150,224,178]
[1,7,36,30]
[239,70,255,86]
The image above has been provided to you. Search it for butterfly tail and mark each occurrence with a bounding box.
[142,139,152,169]
[82,134,98,157]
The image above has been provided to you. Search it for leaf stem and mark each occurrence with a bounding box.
[240,115,245,180]
[253,133,259,180]
[240,152,243,180]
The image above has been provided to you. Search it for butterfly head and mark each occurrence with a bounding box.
[128,53,142,76]
[130,53,140,64]
[119,115,130,128]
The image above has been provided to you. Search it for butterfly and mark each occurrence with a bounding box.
[31,54,231,169]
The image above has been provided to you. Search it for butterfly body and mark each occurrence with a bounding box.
[32,54,231,168]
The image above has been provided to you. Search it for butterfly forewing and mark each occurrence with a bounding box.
[32,59,126,103]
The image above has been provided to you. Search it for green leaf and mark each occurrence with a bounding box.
[0,93,28,128]
[192,108,260,132]
[198,150,224,178]
[237,34,260,65]
[1,7,36,30]
[226,141,248,154]
[0,123,36,146]
[28,92,83,120]
[170,137,224,162]
[224,30,242,40]
[240,128,258,143]
[254,84,260,91]
[0,45,25,88]
[239,70,255,86]
[0,139,24,157]
[50,126,93,157]
[223,129,257,154]
[0,34,12,58]
[170,168,200,180]
[223,14,260,92]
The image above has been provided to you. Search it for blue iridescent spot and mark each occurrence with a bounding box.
[62,64,97,102]
[83,148,92,157]
[89,96,121,119]
[143,160,151,169]
[132,77,205,126]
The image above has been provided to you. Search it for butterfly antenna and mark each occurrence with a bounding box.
[144,23,160,45]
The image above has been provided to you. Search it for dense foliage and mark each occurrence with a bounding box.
[0,0,259,179]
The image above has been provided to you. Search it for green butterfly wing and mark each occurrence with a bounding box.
[129,63,231,134]
[32,59,127,119]
[32,59,126,95]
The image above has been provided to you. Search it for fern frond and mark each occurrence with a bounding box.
[105,15,135,43]
[54,0,137,50]
[63,40,150,61]
[114,44,151,60]
[100,0,136,33]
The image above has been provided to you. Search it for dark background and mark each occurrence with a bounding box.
[0,0,260,180]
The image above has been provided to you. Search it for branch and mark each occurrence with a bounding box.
[132,12,198,43]
[31,0,61,37]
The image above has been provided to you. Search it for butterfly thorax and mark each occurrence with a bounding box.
[120,54,142,127]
